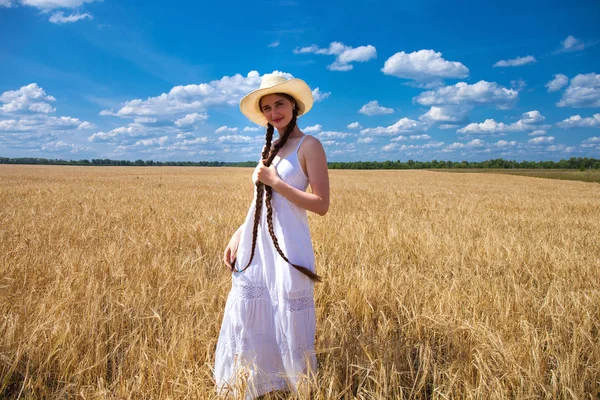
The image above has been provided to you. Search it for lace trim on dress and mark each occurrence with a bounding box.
[279,296,313,312]
[230,284,315,312]
[230,284,270,300]
[278,339,316,362]
[217,331,315,363]
[219,331,276,354]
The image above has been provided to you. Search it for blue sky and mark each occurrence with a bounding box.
[1,0,599,162]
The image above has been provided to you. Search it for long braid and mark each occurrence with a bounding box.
[264,111,322,283]
[235,124,274,273]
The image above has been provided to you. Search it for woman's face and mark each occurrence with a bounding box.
[260,94,295,130]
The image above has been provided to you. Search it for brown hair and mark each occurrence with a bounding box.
[234,93,322,283]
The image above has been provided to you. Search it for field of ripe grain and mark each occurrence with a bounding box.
[1,165,599,399]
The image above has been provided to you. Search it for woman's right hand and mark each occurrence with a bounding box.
[223,228,241,272]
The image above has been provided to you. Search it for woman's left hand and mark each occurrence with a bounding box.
[256,159,281,187]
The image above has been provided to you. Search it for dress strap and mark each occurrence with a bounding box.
[294,135,308,154]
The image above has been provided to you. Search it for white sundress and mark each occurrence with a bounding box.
[214,135,317,399]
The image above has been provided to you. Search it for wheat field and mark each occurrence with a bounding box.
[1,165,599,399]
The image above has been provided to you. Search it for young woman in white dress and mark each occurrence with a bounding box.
[214,74,330,398]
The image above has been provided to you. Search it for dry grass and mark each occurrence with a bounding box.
[1,165,599,399]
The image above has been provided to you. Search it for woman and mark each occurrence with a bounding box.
[214,74,330,399]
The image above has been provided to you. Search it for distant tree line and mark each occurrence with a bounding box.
[0,157,256,167]
[0,156,599,170]
[327,158,600,170]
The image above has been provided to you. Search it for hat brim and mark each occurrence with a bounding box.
[239,78,314,127]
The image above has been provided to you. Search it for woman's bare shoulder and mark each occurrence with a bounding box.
[302,134,325,150]
[299,135,327,166]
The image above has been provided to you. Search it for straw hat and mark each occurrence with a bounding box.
[239,74,314,126]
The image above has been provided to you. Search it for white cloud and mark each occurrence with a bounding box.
[358,100,394,116]
[466,139,486,148]
[318,131,350,139]
[409,134,431,140]
[337,44,377,63]
[303,124,322,133]
[328,62,353,72]
[529,129,547,136]
[0,83,56,114]
[48,11,92,24]
[557,73,600,108]
[40,140,92,154]
[293,45,319,54]
[496,140,518,147]
[557,113,600,128]
[546,144,573,152]
[419,105,469,123]
[443,142,466,151]
[517,110,545,125]
[493,55,536,67]
[0,118,34,132]
[511,79,527,91]
[583,137,600,143]
[88,125,139,142]
[312,87,331,102]
[582,137,600,144]
[0,83,94,148]
[28,102,56,113]
[381,142,424,152]
[391,135,406,142]
[133,136,168,147]
[215,125,238,134]
[44,116,86,129]
[101,70,266,118]
[439,139,496,153]
[179,137,209,145]
[243,126,261,132]
[20,0,98,10]
[558,35,585,53]
[422,141,444,149]
[439,124,460,130]
[268,40,280,48]
[0,0,14,7]
[174,112,208,128]
[330,148,357,156]
[457,110,547,135]
[357,137,373,144]
[293,41,376,71]
[458,119,507,135]
[217,135,252,143]
[414,80,518,109]
[528,136,554,144]
[347,122,362,129]
[360,118,420,135]
[381,49,468,84]
[546,74,568,92]
[134,116,158,124]
[106,132,214,156]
